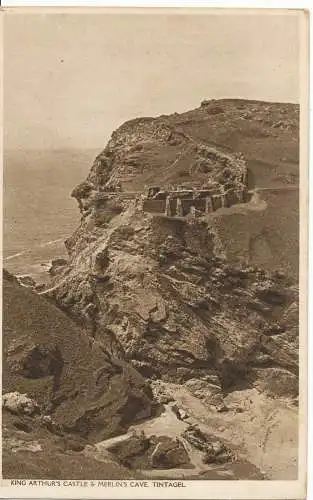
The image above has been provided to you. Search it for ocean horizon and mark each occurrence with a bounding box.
[3,148,99,281]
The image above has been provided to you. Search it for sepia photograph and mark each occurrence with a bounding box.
[1,6,309,498]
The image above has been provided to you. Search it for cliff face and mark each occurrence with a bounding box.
[26,99,299,479]
[46,99,299,397]
[49,207,298,396]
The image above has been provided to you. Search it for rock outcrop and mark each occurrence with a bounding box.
[3,392,40,416]
[42,100,299,403]
[105,432,191,470]
[47,208,298,399]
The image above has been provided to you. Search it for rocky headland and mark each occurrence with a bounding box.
[3,99,299,480]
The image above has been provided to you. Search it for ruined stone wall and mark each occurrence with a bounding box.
[180,198,205,215]
[143,188,252,217]
[143,199,166,213]
[244,191,253,203]
[212,196,222,211]
[169,199,177,214]
[144,197,211,216]
[225,190,236,207]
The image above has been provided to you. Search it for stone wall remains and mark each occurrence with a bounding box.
[143,189,252,218]
[143,199,166,213]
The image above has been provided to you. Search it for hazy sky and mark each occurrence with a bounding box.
[4,10,301,150]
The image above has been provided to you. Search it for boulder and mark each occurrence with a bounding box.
[49,259,68,276]
[2,392,40,416]
[106,432,150,468]
[149,437,190,469]
[6,340,63,379]
[203,440,235,464]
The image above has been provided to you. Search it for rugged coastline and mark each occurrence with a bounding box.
[3,99,299,480]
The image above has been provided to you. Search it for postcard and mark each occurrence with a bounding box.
[0,6,309,499]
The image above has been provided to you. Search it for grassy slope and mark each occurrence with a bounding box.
[3,274,152,438]
[107,100,298,191]
[172,100,299,278]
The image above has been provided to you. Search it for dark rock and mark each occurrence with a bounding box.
[6,341,63,380]
[203,441,235,464]
[71,181,94,200]
[49,259,68,276]
[106,432,150,468]
[149,436,190,469]
[183,427,235,465]
[107,432,191,470]
[12,420,32,433]
[63,438,86,453]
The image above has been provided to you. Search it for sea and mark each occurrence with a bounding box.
[3,148,99,282]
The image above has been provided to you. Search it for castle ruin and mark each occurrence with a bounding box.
[143,184,250,218]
